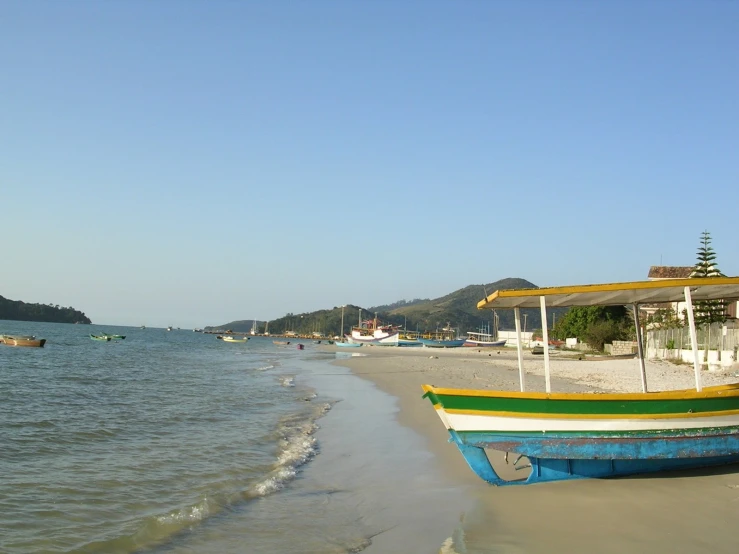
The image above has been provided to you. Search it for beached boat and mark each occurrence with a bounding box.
[90,334,112,341]
[422,277,739,485]
[222,336,248,343]
[348,316,400,345]
[1,335,46,347]
[418,326,465,348]
[418,337,467,348]
[463,331,507,348]
[335,341,362,348]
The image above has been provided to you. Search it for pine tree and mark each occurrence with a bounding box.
[692,230,726,326]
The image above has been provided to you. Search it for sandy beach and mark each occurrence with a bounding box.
[328,345,739,553]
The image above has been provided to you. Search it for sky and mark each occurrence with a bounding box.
[2,0,737,328]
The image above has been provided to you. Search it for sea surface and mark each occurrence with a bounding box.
[0,321,470,554]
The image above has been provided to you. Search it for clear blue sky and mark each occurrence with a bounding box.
[2,1,737,328]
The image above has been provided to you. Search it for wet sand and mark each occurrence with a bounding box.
[328,345,739,553]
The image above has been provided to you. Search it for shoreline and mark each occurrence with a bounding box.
[327,345,739,553]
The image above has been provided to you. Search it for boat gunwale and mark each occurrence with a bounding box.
[422,382,739,402]
[436,405,739,421]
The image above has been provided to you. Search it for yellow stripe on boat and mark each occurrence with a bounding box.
[421,383,739,402]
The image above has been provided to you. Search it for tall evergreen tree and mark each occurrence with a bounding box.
[692,230,726,326]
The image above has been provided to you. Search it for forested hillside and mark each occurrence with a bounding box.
[0,295,91,324]
[209,277,566,337]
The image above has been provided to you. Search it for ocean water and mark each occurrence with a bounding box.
[0,321,471,553]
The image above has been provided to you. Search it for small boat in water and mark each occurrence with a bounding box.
[1,335,46,347]
[90,334,112,341]
[297,343,305,350]
[221,336,248,343]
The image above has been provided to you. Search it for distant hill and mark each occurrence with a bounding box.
[209,277,566,337]
[0,295,91,324]
[204,320,262,333]
[368,298,430,313]
[385,278,563,334]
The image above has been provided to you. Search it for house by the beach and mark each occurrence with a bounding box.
[644,265,738,321]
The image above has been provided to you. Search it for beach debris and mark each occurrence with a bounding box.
[428,356,438,359]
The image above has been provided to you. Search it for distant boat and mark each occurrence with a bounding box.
[1,335,46,347]
[166,326,173,331]
[90,334,112,342]
[418,325,465,348]
[93,332,125,340]
[464,331,506,348]
[349,315,400,345]
[273,340,291,345]
[222,336,248,343]
[297,343,305,350]
[140,325,146,330]
[418,338,466,348]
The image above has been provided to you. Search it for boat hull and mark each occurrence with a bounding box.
[336,342,362,348]
[418,338,466,348]
[1,336,46,347]
[423,383,739,485]
[463,339,507,347]
[347,332,399,345]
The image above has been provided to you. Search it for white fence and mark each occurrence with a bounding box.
[646,322,739,369]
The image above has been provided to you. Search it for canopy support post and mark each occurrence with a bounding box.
[684,286,702,392]
[632,303,647,393]
[514,307,525,392]
[539,296,551,393]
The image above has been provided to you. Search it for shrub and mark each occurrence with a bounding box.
[582,320,629,352]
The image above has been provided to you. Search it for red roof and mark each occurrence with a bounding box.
[647,266,694,279]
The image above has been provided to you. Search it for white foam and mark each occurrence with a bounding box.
[156,497,211,525]
[249,404,332,497]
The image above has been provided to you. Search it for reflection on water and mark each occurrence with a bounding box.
[335,352,368,359]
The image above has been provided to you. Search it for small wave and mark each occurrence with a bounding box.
[249,402,333,497]
[156,497,212,525]
[280,376,295,387]
[256,365,275,371]
[438,527,467,554]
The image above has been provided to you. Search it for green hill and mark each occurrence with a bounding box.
[0,295,92,324]
[384,278,563,334]
[209,277,565,337]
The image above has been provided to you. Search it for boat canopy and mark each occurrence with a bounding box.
[475,276,739,395]
[477,277,739,310]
